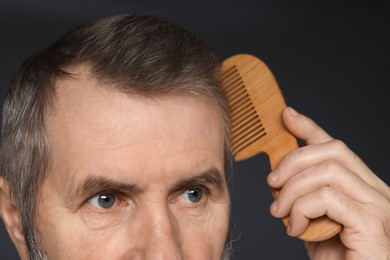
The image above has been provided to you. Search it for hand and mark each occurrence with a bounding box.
[267,107,390,259]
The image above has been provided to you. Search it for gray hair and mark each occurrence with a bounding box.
[0,14,232,259]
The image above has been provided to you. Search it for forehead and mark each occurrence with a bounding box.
[46,65,224,141]
[44,65,225,182]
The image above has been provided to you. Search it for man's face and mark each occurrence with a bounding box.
[34,66,230,259]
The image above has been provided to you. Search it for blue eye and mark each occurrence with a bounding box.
[182,188,203,203]
[88,193,116,209]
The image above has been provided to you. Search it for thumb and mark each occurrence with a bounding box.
[282,106,334,145]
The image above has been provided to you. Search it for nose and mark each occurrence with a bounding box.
[143,205,184,260]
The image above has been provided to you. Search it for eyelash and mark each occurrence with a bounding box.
[84,185,211,213]
[85,191,128,213]
[172,185,210,204]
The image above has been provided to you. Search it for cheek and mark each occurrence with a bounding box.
[35,202,230,259]
[34,187,131,259]
[36,213,131,259]
[175,199,231,258]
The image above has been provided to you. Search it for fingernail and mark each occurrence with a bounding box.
[268,171,278,182]
[270,200,278,213]
[288,107,299,117]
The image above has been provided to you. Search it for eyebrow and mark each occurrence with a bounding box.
[67,167,225,207]
[172,167,225,193]
[67,176,139,208]
[83,177,139,196]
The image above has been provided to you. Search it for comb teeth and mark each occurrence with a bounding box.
[221,65,267,156]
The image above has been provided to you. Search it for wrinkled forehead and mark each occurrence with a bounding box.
[45,64,225,153]
[42,66,227,191]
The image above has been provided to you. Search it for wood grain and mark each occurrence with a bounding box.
[221,53,342,241]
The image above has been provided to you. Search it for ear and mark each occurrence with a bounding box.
[0,177,28,259]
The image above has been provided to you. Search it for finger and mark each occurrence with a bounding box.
[267,136,390,200]
[285,186,361,237]
[270,160,383,219]
[282,106,333,145]
[268,139,370,187]
[288,187,390,256]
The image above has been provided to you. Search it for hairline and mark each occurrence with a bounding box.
[32,69,233,256]
[0,14,233,258]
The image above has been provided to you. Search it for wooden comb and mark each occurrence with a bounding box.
[220,53,342,242]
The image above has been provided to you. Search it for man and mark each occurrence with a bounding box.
[0,14,388,260]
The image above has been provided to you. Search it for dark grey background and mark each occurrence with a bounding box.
[0,0,389,259]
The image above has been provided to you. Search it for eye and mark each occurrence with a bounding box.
[179,188,204,204]
[88,193,117,210]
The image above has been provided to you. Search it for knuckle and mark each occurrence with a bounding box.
[319,186,333,204]
[285,147,305,164]
[289,205,297,219]
[321,160,341,177]
[329,139,366,167]
[283,175,301,195]
[291,198,304,214]
[289,200,306,222]
[321,159,351,182]
[329,139,349,154]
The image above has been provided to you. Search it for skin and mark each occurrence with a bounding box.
[268,107,390,259]
[0,67,389,259]
[24,66,230,259]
